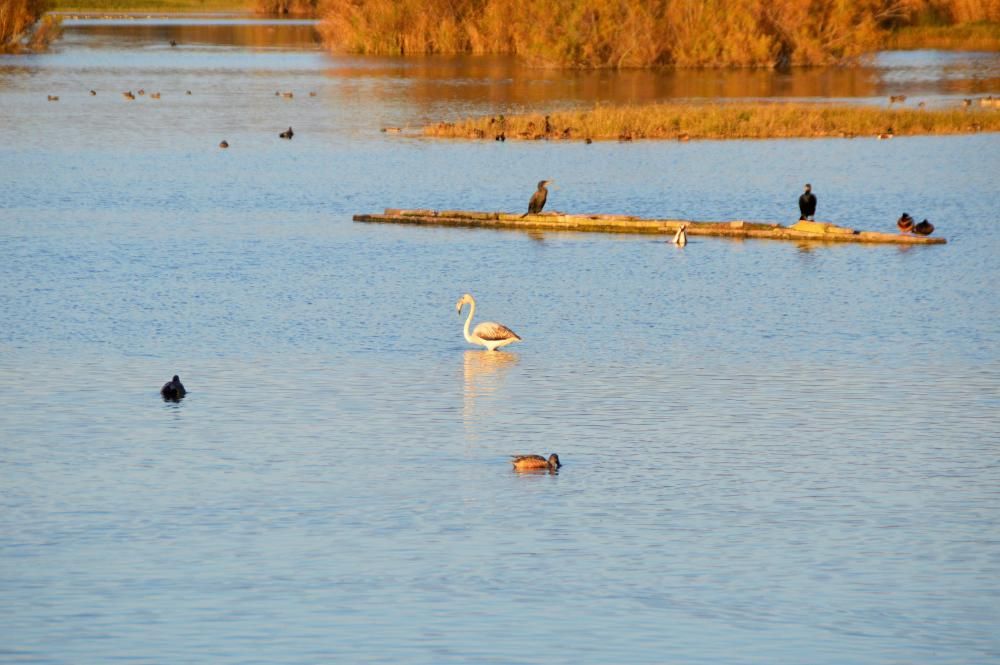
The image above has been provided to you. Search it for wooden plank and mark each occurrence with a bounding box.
[354,210,946,245]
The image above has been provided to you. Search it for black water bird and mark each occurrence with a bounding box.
[897,212,914,233]
[160,375,186,400]
[279,126,294,139]
[522,180,551,217]
[798,183,817,220]
[913,219,935,236]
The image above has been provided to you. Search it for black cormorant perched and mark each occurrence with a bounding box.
[798,183,817,220]
[522,180,551,217]
[279,126,294,139]
[913,219,935,236]
[161,375,186,400]
[897,213,914,233]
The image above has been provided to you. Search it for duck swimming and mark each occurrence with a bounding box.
[160,375,186,400]
[279,126,294,139]
[913,219,935,236]
[897,213,914,233]
[511,454,561,471]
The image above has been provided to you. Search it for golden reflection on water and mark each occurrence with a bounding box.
[461,349,519,445]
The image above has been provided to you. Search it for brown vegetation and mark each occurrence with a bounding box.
[886,21,1000,49]
[422,102,1000,141]
[254,0,318,16]
[320,0,1000,67]
[1,0,59,54]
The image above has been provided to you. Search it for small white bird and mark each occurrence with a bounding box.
[455,293,521,352]
[672,224,688,247]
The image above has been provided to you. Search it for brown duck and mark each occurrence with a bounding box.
[913,219,935,236]
[511,454,561,471]
[897,213,914,233]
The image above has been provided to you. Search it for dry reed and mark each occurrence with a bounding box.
[1,0,53,53]
[422,102,1000,141]
[320,0,1000,67]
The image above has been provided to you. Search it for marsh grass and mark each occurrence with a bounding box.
[1,0,59,53]
[886,21,1000,50]
[48,0,248,11]
[320,0,1000,67]
[423,103,1000,141]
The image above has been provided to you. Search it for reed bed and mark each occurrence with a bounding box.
[1,0,59,53]
[254,0,317,16]
[422,102,1000,141]
[320,0,1000,67]
[885,21,1000,49]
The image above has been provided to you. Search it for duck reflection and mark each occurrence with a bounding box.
[462,349,519,443]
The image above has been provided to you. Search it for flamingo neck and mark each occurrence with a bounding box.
[463,299,476,343]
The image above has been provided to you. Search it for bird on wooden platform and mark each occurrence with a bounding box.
[456,293,521,352]
[511,454,561,472]
[160,375,186,400]
[897,213,914,233]
[913,219,935,236]
[279,126,294,139]
[672,223,688,247]
[521,180,551,218]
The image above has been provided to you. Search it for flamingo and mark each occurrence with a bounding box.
[455,293,521,352]
[672,224,688,247]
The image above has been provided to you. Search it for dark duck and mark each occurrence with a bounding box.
[160,375,186,400]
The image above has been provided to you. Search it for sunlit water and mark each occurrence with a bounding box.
[1,19,999,665]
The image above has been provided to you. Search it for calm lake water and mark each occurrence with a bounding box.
[1,17,999,665]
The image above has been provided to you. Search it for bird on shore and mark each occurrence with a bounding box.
[219,140,229,149]
[160,375,186,400]
[897,213,914,233]
[511,454,561,472]
[672,224,688,247]
[521,180,551,218]
[913,219,935,236]
[456,293,521,352]
[889,94,906,105]
[279,126,294,139]
[169,39,177,47]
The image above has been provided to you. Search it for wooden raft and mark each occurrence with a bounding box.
[353,210,946,245]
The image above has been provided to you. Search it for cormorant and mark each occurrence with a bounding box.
[522,180,551,217]
[798,183,817,220]
[897,213,914,233]
[279,126,294,139]
[161,375,186,400]
[913,219,935,236]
